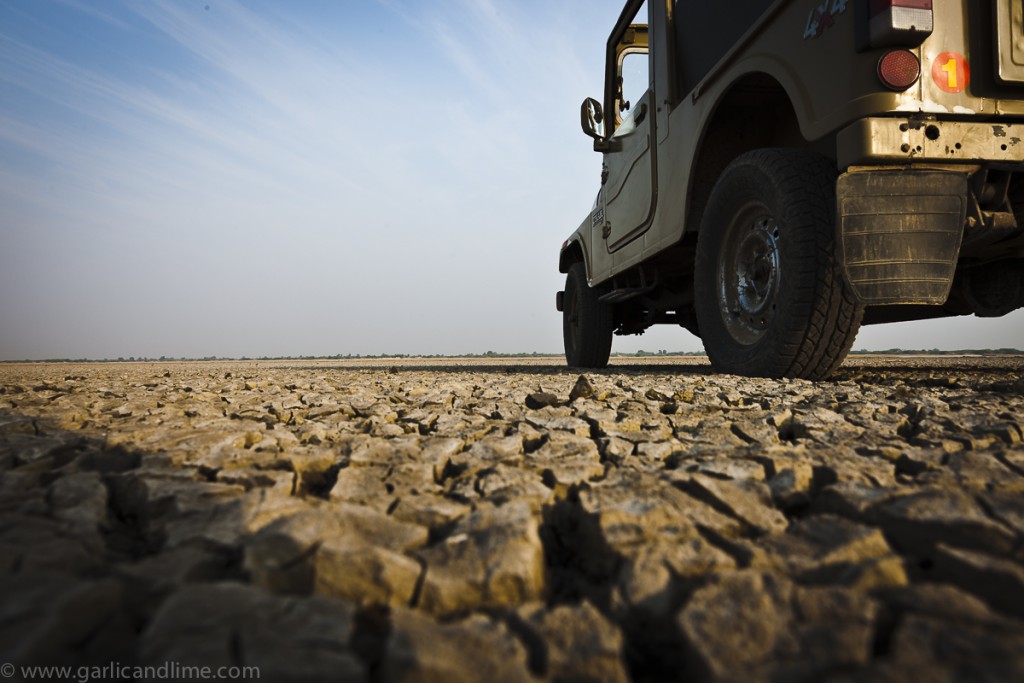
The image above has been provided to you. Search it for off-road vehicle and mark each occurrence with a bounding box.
[556,0,1024,378]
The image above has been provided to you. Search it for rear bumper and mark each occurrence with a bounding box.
[837,117,1024,168]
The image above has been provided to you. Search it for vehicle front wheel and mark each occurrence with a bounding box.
[563,261,613,368]
[693,149,863,380]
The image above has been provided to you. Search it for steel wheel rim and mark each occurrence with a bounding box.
[717,206,782,346]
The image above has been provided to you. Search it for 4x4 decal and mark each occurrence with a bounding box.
[803,0,848,40]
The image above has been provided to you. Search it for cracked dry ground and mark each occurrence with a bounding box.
[1,358,1023,682]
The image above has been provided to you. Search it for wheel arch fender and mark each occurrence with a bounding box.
[558,237,588,276]
[683,71,807,237]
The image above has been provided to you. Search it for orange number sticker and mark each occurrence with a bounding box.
[931,52,970,93]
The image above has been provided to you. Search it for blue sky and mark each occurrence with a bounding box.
[1,0,1021,359]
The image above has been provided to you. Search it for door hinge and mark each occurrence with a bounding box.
[602,223,611,239]
[601,164,609,185]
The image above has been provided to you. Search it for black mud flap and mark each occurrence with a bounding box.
[837,170,967,305]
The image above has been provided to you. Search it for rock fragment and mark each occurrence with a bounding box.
[932,543,1024,618]
[872,487,1018,558]
[678,571,877,680]
[757,514,907,590]
[578,471,742,548]
[244,504,427,605]
[568,374,596,402]
[140,582,366,682]
[0,574,129,666]
[525,392,560,409]
[383,609,534,683]
[519,600,629,683]
[417,502,544,615]
[678,571,795,678]
[673,473,789,536]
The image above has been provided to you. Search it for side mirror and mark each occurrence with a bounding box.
[580,97,609,151]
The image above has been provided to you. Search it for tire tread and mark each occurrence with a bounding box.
[564,262,614,368]
[694,149,864,380]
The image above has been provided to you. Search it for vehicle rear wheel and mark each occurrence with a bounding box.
[694,149,863,379]
[563,262,613,368]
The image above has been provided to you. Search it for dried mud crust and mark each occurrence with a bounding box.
[1,356,1023,682]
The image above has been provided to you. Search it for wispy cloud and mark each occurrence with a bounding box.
[4,0,603,357]
[55,0,135,31]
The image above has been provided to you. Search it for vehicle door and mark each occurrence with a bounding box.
[600,7,658,254]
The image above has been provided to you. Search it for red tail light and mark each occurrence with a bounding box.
[878,49,921,90]
[869,0,933,47]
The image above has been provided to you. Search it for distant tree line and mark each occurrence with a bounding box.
[3,348,1021,363]
[1,351,563,363]
[849,348,1024,355]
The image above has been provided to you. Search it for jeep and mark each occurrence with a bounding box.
[556,0,1024,379]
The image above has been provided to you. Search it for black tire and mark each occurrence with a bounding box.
[693,149,863,380]
[563,262,614,368]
